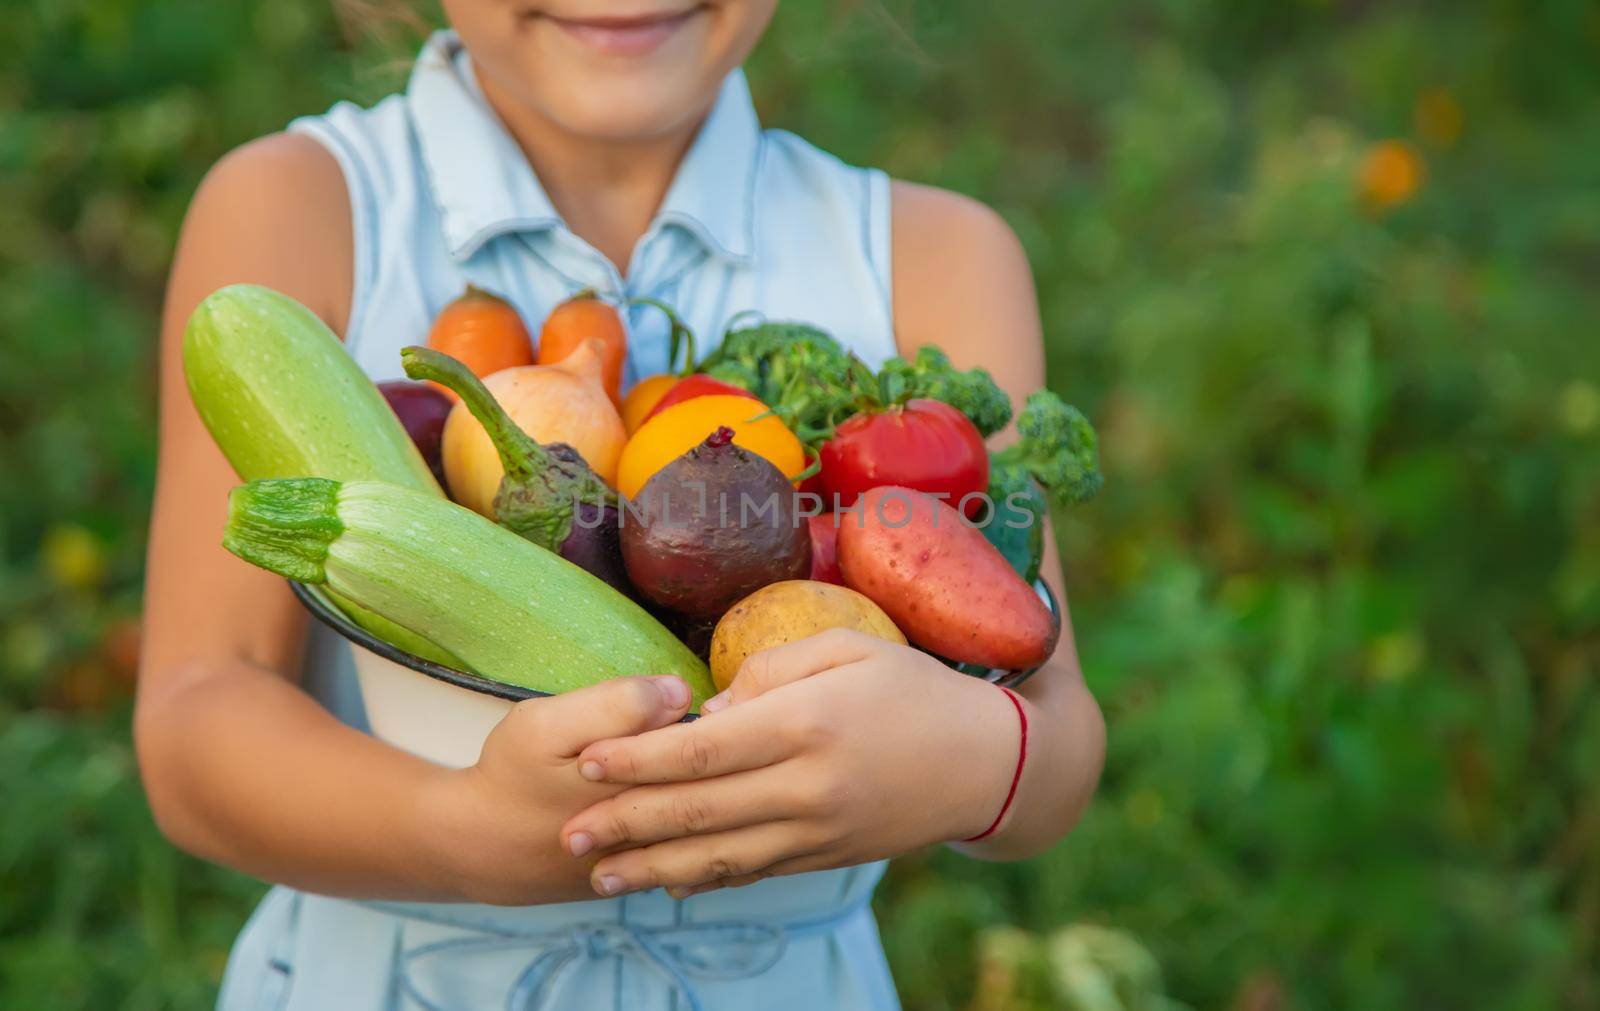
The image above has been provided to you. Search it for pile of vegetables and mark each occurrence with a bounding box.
[185,283,1101,710]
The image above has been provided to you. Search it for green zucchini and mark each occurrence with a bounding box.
[183,284,458,666]
[223,478,716,705]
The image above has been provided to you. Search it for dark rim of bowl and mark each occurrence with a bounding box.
[289,578,1055,704]
[289,581,544,703]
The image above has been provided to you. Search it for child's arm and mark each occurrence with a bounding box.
[549,184,1106,896]
[888,182,1108,859]
[137,134,691,904]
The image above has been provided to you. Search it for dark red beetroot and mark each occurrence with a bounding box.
[378,380,452,485]
[807,512,843,584]
[622,427,811,619]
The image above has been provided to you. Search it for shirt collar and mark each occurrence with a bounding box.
[408,30,760,265]
[649,69,760,264]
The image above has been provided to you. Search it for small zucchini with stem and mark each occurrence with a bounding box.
[223,477,715,704]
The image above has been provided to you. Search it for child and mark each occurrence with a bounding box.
[138,4,1105,1008]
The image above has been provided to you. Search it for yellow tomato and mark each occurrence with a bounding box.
[616,394,806,500]
[620,374,679,434]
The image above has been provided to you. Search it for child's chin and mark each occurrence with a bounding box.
[541,76,724,142]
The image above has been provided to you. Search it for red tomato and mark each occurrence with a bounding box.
[807,513,844,584]
[819,399,990,516]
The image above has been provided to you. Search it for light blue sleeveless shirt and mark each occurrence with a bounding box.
[218,30,900,1011]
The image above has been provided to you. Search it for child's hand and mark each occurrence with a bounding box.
[558,631,1021,899]
[423,675,693,905]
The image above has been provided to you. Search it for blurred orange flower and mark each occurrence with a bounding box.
[1359,140,1426,213]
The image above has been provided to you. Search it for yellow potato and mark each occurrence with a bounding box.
[709,580,907,691]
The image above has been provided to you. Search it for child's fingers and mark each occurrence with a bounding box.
[587,822,817,897]
[667,871,765,900]
[576,700,792,784]
[559,771,784,856]
[667,849,837,900]
[706,628,883,712]
[514,675,692,759]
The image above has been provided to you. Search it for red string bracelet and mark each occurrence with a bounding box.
[964,686,1029,843]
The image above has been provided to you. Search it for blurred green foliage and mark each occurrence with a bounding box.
[2,0,1597,1008]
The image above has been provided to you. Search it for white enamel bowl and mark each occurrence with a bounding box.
[290,579,1057,770]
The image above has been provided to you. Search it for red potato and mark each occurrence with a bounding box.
[837,486,1058,669]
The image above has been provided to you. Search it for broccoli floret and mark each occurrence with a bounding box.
[701,322,846,383]
[875,346,1014,437]
[699,322,872,443]
[693,325,1094,493]
[701,359,763,395]
[991,390,1103,506]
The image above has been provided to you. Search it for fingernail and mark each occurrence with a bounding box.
[597,874,628,896]
[651,676,689,708]
[567,832,594,858]
[702,692,729,714]
[667,886,692,900]
[579,761,605,781]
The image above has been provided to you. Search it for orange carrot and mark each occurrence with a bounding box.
[538,290,627,406]
[425,286,535,400]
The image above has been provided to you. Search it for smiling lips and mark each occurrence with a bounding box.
[545,8,702,57]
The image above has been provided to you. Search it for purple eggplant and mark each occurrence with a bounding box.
[399,346,630,596]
